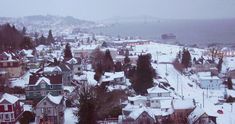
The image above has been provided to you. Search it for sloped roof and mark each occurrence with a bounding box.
[188,107,206,124]
[173,99,195,110]
[37,93,63,106]
[147,86,170,94]
[29,73,62,85]
[35,77,51,85]
[128,95,147,101]
[0,93,19,104]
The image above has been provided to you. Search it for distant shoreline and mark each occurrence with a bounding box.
[90,20,235,48]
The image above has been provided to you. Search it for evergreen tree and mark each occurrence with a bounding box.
[181,49,191,68]
[101,41,108,47]
[227,77,233,89]
[75,86,97,124]
[47,30,55,44]
[124,55,130,65]
[64,43,73,60]
[115,61,123,72]
[20,36,33,49]
[102,49,114,72]
[91,48,104,69]
[217,58,223,73]
[39,35,47,45]
[94,62,103,82]
[133,54,154,95]
[22,27,26,35]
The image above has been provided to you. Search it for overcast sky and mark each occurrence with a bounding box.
[1,0,235,21]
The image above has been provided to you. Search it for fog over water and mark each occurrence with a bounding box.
[91,19,235,47]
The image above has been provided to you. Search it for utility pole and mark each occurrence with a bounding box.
[181,80,183,98]
[203,91,205,108]
[177,74,179,92]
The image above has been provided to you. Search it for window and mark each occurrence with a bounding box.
[44,102,47,105]
[4,105,8,111]
[11,113,14,119]
[5,114,9,119]
[50,85,53,89]
[41,83,46,88]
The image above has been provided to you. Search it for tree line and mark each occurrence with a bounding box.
[0,23,55,52]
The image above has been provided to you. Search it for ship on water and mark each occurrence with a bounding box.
[161,33,176,40]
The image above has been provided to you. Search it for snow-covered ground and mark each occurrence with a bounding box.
[10,71,31,88]
[132,42,235,123]
[64,108,78,124]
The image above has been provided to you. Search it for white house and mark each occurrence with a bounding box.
[197,72,222,90]
[127,95,147,106]
[35,93,64,124]
[147,86,171,98]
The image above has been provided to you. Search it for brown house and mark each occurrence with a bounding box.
[171,99,195,124]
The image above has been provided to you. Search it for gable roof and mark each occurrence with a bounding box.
[29,73,62,85]
[35,77,51,85]
[128,106,157,122]
[128,95,147,101]
[188,107,207,124]
[147,86,170,94]
[66,58,78,64]
[0,93,19,104]
[37,93,63,106]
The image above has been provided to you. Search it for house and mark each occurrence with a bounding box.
[73,44,99,59]
[0,93,23,124]
[147,86,171,98]
[121,106,158,124]
[35,93,64,124]
[0,52,24,78]
[188,107,217,124]
[101,71,126,85]
[25,73,63,102]
[120,86,174,124]
[59,63,73,86]
[128,95,147,106]
[171,99,195,124]
[197,72,222,90]
[66,58,82,75]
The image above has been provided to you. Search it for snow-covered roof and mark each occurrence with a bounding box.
[66,58,78,64]
[47,93,63,104]
[173,99,195,109]
[44,66,62,73]
[147,86,170,94]
[74,71,98,86]
[197,72,220,80]
[128,106,158,121]
[188,107,206,124]
[101,71,125,82]
[73,44,99,51]
[35,77,51,85]
[197,72,211,77]
[128,95,147,101]
[63,86,75,93]
[0,93,19,104]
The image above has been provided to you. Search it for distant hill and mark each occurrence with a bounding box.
[0,15,97,35]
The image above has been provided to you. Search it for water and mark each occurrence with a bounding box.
[90,19,235,47]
